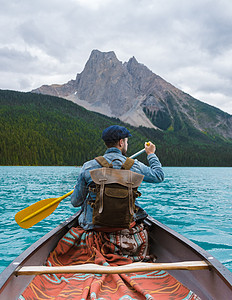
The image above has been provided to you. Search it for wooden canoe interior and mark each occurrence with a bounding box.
[0,212,232,300]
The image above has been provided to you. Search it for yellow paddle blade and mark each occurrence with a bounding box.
[15,190,73,229]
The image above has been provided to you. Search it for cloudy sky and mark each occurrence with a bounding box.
[1,0,232,114]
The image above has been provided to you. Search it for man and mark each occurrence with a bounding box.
[21,129,197,299]
[71,125,164,230]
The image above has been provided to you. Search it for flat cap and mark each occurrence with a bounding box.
[102,125,132,142]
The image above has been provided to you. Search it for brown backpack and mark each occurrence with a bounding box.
[89,156,144,228]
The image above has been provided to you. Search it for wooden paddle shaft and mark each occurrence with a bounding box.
[129,148,146,159]
[16,261,209,276]
[129,143,150,159]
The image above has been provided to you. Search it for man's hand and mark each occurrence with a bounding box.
[145,141,156,155]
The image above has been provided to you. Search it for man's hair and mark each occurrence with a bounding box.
[104,140,120,148]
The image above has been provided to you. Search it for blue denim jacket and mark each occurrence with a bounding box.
[71,147,164,230]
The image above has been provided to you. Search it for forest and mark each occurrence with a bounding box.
[1,89,232,167]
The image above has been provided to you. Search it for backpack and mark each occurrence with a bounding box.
[89,156,144,228]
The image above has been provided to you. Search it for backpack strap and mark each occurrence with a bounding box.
[122,158,134,213]
[95,156,110,168]
[95,156,134,170]
[121,157,134,170]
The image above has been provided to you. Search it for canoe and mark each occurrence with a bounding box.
[0,211,232,299]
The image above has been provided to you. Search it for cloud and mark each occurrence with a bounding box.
[0,0,231,114]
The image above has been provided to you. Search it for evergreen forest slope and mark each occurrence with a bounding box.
[1,89,232,166]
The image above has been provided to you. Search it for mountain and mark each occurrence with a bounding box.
[32,50,232,141]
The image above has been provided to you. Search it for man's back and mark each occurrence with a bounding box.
[71,147,164,230]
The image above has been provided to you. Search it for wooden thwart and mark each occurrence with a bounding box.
[15,261,210,276]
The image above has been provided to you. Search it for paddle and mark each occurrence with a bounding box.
[15,144,150,229]
[15,190,74,229]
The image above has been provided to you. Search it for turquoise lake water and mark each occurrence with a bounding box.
[0,166,232,274]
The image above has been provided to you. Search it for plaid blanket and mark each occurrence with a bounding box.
[19,224,200,299]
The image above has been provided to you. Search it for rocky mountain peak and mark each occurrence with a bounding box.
[90,49,118,60]
[32,50,232,139]
[126,56,138,67]
[84,49,119,72]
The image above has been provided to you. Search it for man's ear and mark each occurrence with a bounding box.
[118,139,124,148]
